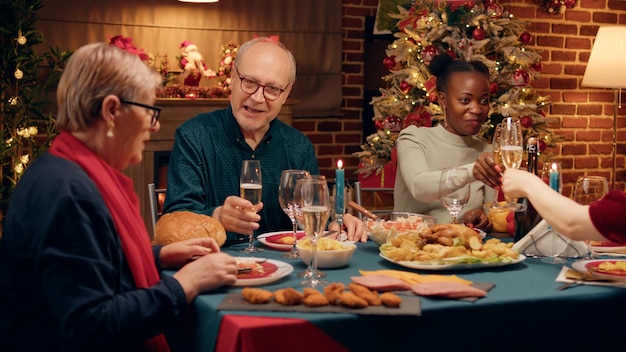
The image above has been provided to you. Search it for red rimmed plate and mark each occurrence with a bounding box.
[257,231,306,251]
[572,259,626,283]
[232,258,294,287]
[590,241,626,253]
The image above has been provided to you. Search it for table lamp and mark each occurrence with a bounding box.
[581,25,626,190]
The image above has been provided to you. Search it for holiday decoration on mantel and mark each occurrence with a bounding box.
[178,40,217,86]
[536,0,577,14]
[354,0,560,178]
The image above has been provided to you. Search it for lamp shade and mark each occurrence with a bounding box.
[581,26,626,89]
[178,0,218,2]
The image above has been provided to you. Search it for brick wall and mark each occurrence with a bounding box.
[297,0,626,195]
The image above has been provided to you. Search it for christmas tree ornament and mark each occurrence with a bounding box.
[489,82,499,94]
[472,28,486,41]
[485,1,503,18]
[519,32,532,44]
[399,81,411,93]
[531,61,543,72]
[17,35,26,45]
[421,45,439,63]
[385,116,403,132]
[383,56,397,70]
[520,115,533,128]
[511,69,530,86]
[14,69,23,80]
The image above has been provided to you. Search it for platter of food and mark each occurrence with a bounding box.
[590,241,626,254]
[379,252,526,271]
[232,257,293,286]
[257,231,306,251]
[572,259,626,283]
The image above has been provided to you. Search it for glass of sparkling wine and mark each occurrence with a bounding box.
[499,117,524,210]
[240,159,263,253]
[295,175,330,288]
[278,169,310,259]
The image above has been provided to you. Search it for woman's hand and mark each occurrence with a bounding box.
[173,252,237,303]
[474,152,501,190]
[159,237,221,269]
[462,208,493,233]
[328,213,367,242]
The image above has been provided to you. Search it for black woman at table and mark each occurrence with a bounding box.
[162,36,366,243]
[0,42,239,352]
[393,54,498,231]
[502,168,626,243]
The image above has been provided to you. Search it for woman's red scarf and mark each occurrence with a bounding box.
[49,131,170,352]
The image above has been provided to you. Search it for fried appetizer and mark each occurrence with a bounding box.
[348,283,381,306]
[339,292,368,309]
[242,287,273,304]
[302,288,329,307]
[379,292,402,308]
[274,287,303,306]
[323,282,345,305]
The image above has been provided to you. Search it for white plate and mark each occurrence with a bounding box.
[572,259,626,283]
[232,257,294,287]
[257,231,306,251]
[379,253,526,271]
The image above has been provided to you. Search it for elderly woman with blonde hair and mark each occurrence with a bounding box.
[0,42,237,352]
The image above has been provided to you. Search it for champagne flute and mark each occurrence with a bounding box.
[499,117,524,210]
[573,176,608,259]
[294,175,327,279]
[278,169,310,259]
[295,175,331,288]
[439,167,470,224]
[490,122,504,207]
[240,160,263,253]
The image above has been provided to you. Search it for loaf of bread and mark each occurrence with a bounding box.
[153,211,226,247]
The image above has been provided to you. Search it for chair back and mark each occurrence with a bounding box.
[353,181,395,220]
[148,183,167,237]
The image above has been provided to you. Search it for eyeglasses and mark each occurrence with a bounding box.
[119,99,161,127]
[234,66,287,101]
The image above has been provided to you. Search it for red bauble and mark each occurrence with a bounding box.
[385,116,403,132]
[511,69,530,87]
[531,61,543,72]
[489,82,499,94]
[383,56,396,70]
[421,45,439,63]
[375,120,384,130]
[428,93,438,102]
[472,28,485,41]
[485,1,503,18]
[446,49,457,59]
[519,32,532,45]
[520,115,533,128]
[399,81,411,93]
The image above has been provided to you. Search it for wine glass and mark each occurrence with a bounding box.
[439,167,470,224]
[294,175,327,279]
[499,117,524,210]
[278,169,310,259]
[573,176,608,259]
[240,160,263,253]
[295,175,331,288]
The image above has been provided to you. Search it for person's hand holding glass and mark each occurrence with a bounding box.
[240,160,263,253]
[278,169,310,259]
[439,167,470,224]
[295,175,331,288]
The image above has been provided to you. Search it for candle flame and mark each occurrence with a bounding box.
[337,159,343,169]
[551,162,558,172]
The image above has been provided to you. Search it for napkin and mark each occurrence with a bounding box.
[555,266,626,288]
[512,219,587,258]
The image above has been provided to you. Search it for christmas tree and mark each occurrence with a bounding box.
[215,41,238,97]
[354,0,560,177]
[0,0,71,213]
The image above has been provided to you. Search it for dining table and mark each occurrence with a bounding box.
[164,234,626,351]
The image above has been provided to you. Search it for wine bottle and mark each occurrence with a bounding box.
[514,137,541,242]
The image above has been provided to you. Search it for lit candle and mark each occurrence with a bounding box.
[335,159,344,215]
[549,162,561,193]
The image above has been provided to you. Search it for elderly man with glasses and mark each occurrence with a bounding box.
[162,37,367,245]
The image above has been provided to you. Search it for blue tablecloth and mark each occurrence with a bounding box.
[166,238,626,351]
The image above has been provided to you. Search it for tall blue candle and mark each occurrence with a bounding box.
[335,159,344,215]
[549,162,560,193]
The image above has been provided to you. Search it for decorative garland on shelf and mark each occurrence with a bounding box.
[536,0,577,14]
